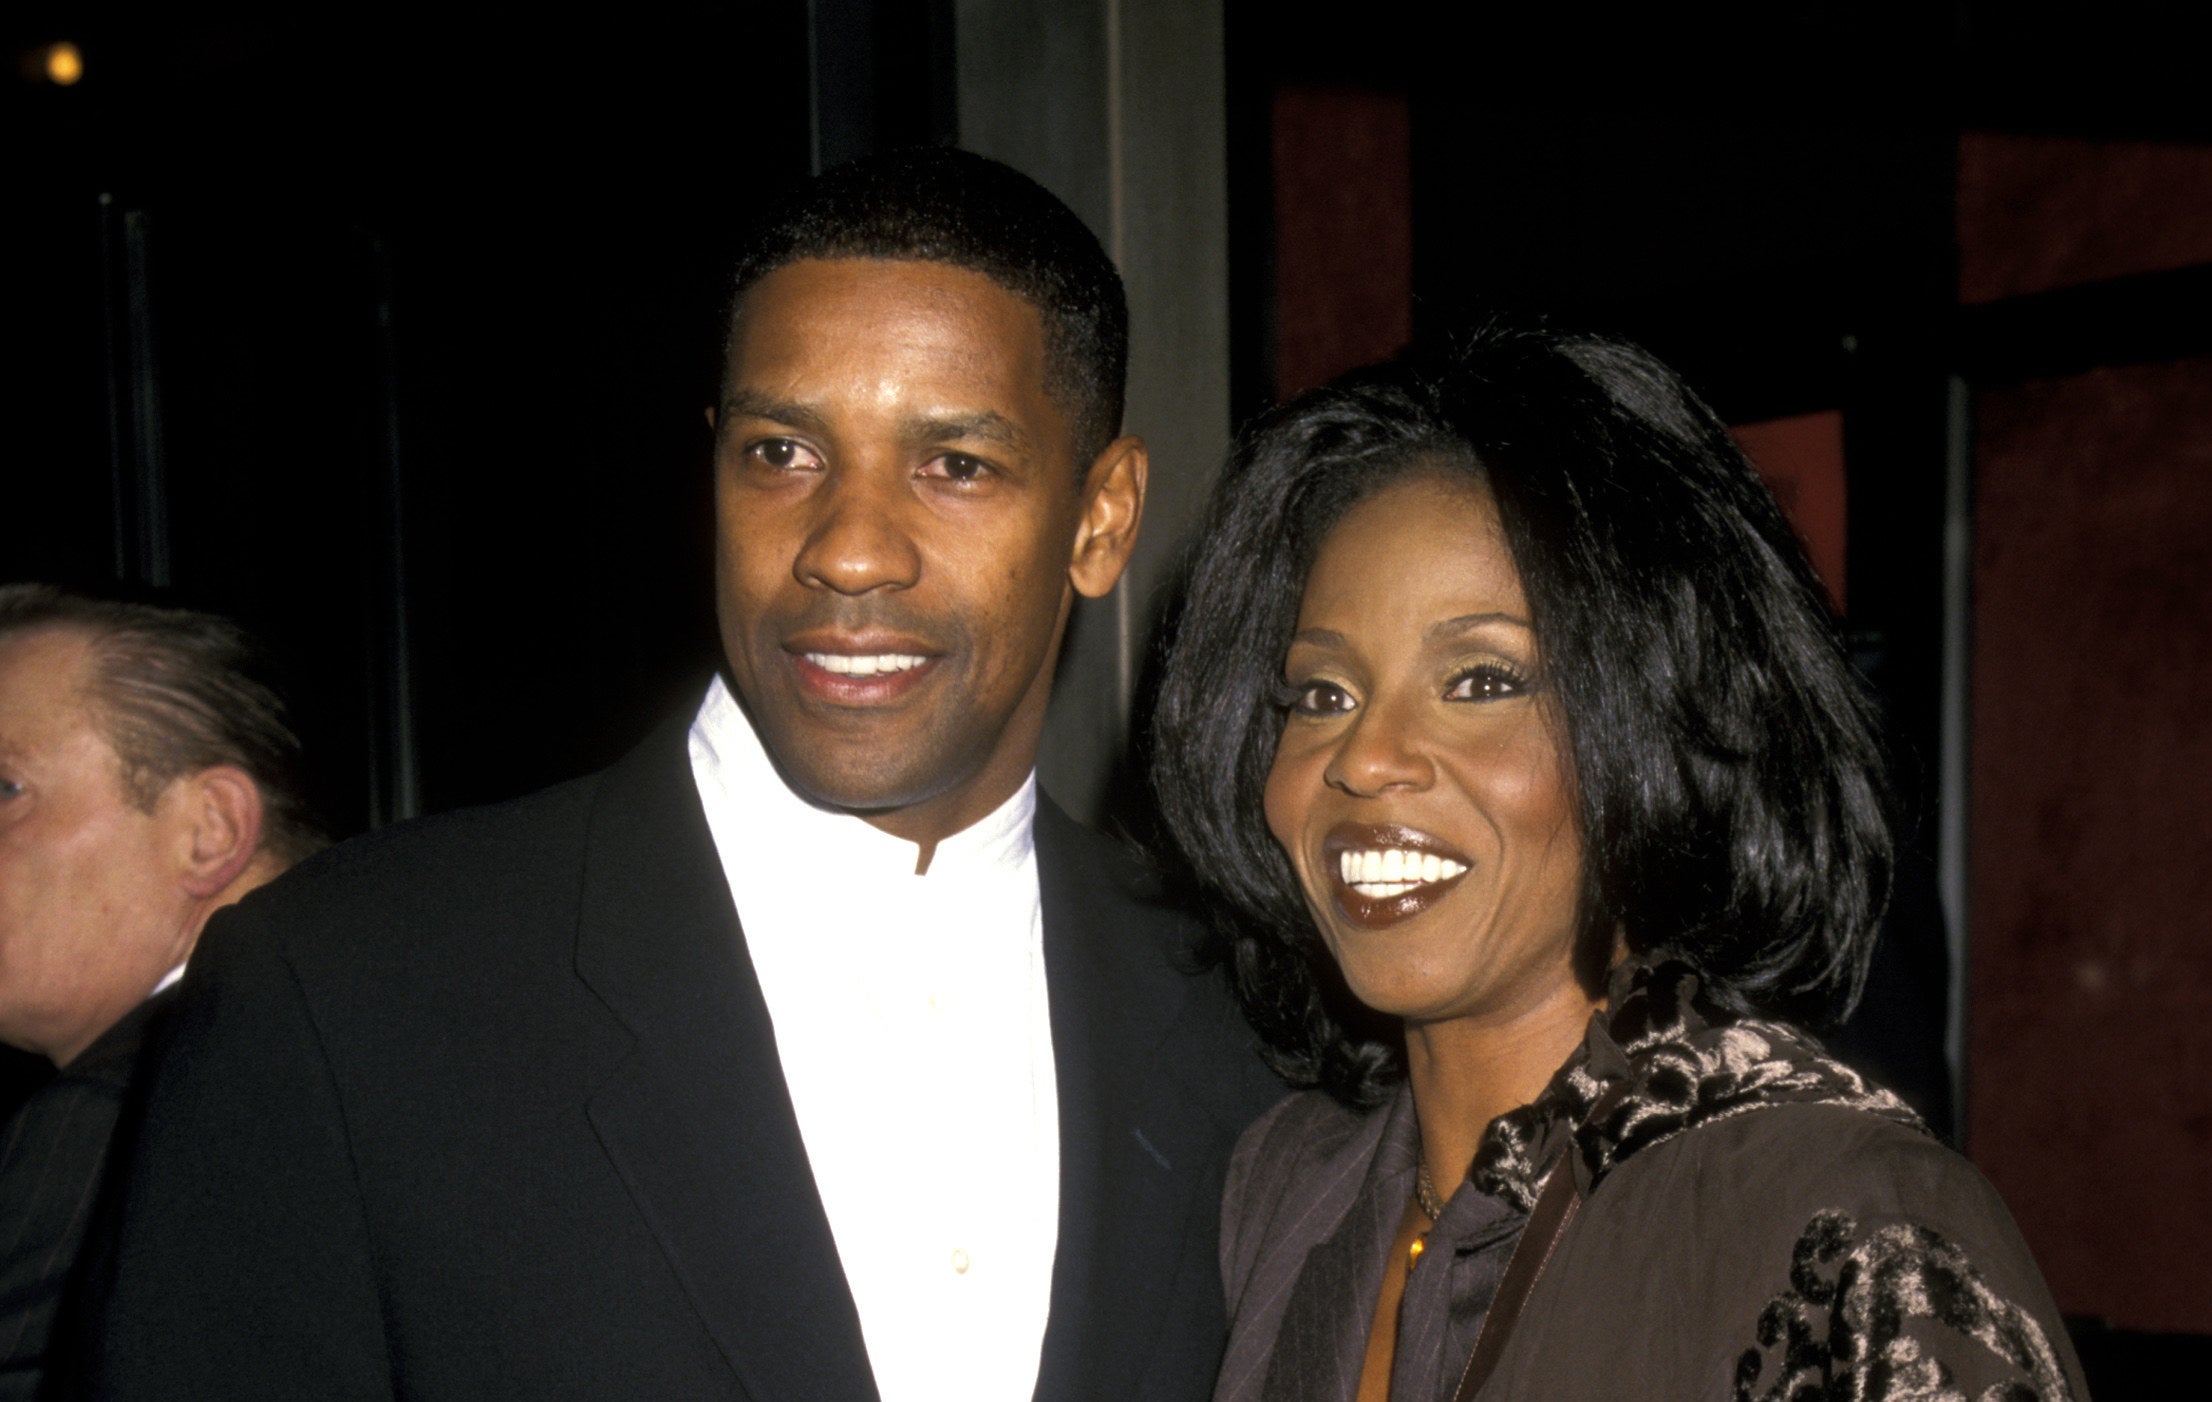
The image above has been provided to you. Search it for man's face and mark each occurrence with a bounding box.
[0,629,193,1063]
[713,258,1136,845]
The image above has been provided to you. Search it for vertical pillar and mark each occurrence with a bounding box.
[100,196,172,589]
[956,0,1232,825]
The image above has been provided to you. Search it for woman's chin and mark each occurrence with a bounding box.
[1326,948,1461,1025]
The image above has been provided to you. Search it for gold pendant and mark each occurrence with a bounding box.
[1408,1232,1427,1269]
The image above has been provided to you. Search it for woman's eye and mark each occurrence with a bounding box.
[921,452,991,483]
[1445,665,1528,702]
[1286,679,1356,715]
[746,438,822,471]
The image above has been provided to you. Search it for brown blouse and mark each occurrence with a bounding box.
[1214,961,2088,1402]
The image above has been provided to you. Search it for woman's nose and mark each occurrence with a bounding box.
[792,472,922,596]
[1322,702,1435,797]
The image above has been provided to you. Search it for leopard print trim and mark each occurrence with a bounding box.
[1469,960,1922,1211]
[1733,1210,2077,1401]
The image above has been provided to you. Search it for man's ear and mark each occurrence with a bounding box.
[175,766,267,900]
[1068,435,1148,600]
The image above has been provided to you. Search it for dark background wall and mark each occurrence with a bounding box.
[1959,134,2212,1338]
[6,1,815,831]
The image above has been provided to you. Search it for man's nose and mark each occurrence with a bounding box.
[792,470,923,596]
[1322,699,1436,798]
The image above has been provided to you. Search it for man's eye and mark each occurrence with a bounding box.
[0,778,23,800]
[921,452,991,483]
[1445,665,1528,702]
[745,438,822,471]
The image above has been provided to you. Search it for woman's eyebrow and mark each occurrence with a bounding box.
[1427,611,1531,640]
[1287,626,1349,650]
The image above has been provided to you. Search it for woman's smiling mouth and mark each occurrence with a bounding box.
[1322,823,1471,927]
[1337,846,1468,896]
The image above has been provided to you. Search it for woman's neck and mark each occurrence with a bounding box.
[1402,979,1603,1199]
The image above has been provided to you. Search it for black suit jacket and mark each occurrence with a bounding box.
[0,1000,160,1402]
[83,719,1279,1400]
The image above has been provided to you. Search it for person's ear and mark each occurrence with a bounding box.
[1068,435,1148,600]
[175,766,266,900]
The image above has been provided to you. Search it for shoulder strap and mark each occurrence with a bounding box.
[1450,1154,1582,1402]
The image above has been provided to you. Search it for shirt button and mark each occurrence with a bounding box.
[951,1248,970,1274]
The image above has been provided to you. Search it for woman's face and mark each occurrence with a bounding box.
[1263,472,1585,1028]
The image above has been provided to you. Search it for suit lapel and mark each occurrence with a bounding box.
[1032,798,1226,1400]
[574,719,879,1402]
[1254,1096,1414,1402]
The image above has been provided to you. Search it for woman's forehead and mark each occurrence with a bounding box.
[1297,474,1527,633]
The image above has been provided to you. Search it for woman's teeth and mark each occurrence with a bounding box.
[806,652,927,677]
[1338,848,1467,897]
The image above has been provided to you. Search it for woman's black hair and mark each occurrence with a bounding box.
[1150,321,1891,1109]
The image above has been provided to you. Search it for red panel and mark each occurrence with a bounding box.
[1271,86,1413,400]
[1969,355,2212,1331]
[1728,410,1847,615]
[1959,133,2212,304]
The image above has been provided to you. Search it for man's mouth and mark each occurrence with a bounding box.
[1322,824,1471,927]
[784,634,942,705]
[800,652,929,677]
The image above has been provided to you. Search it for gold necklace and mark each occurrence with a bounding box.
[1408,1162,1447,1268]
[1416,1162,1449,1220]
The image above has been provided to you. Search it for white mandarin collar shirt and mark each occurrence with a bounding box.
[687,676,1059,1402]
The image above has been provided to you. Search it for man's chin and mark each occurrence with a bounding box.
[763,744,947,820]
[734,682,1008,832]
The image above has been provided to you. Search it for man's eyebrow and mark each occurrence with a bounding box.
[910,410,1025,451]
[719,389,831,435]
[716,394,1027,452]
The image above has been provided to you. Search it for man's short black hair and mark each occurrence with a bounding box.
[724,146,1129,464]
[0,584,326,866]
[1151,321,1890,1109]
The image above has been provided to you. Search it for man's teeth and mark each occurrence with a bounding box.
[807,653,928,677]
[1338,848,1467,896]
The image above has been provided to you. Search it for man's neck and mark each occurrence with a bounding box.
[693,676,1039,878]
